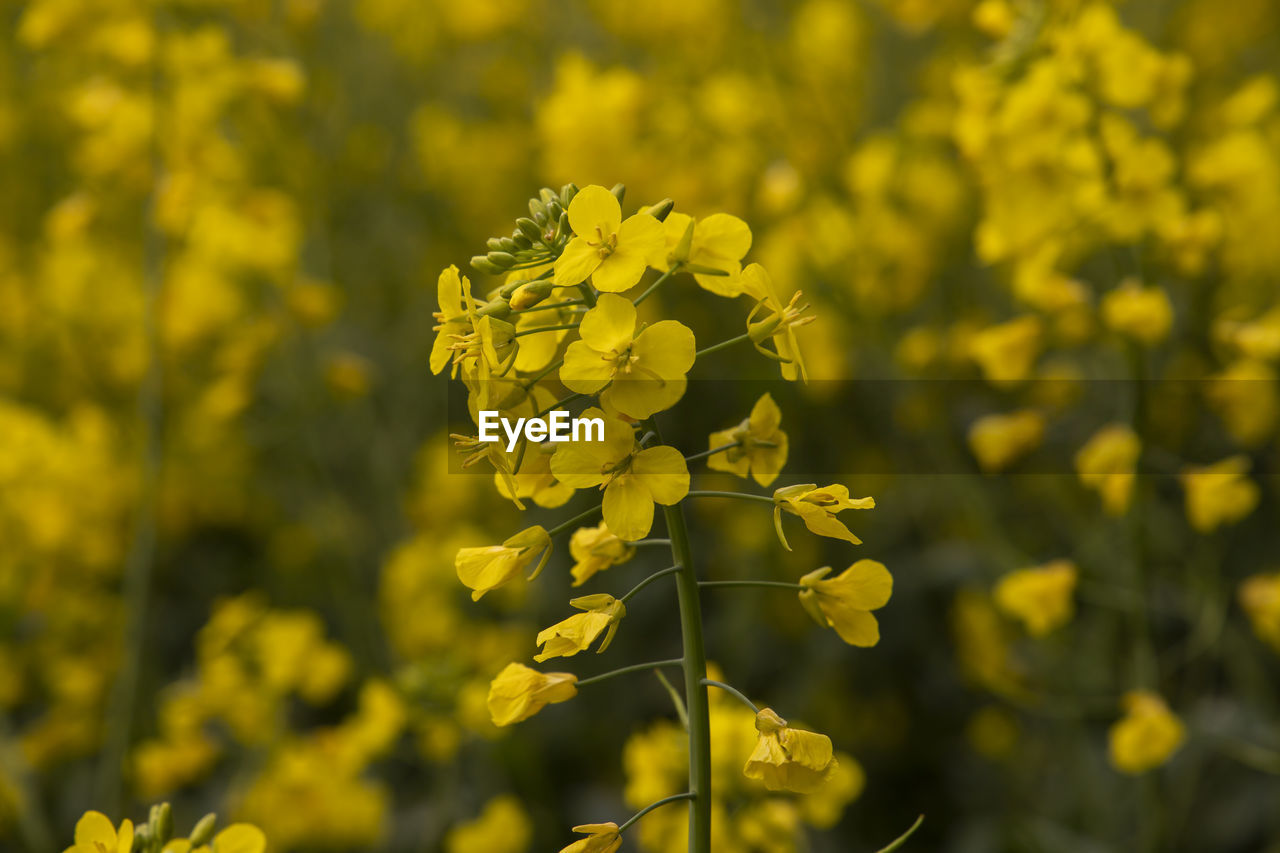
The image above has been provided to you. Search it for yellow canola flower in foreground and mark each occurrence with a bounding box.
[707,393,789,487]
[455,525,552,600]
[488,663,578,727]
[534,594,627,661]
[559,822,623,853]
[742,263,812,382]
[798,559,894,647]
[662,211,753,296]
[569,521,636,586]
[554,185,665,292]
[772,484,875,550]
[993,560,1078,637]
[551,408,690,541]
[743,708,837,794]
[1108,690,1186,775]
[1180,455,1260,533]
[64,812,133,853]
[560,293,696,419]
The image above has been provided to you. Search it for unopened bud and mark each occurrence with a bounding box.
[610,183,626,205]
[509,280,555,310]
[189,814,217,846]
[645,198,675,222]
[485,251,517,269]
[529,198,548,223]
[560,183,579,205]
[516,218,542,242]
[151,802,173,844]
[470,255,504,275]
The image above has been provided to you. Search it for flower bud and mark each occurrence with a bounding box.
[529,197,548,223]
[516,217,543,242]
[510,280,554,310]
[189,814,217,846]
[485,251,517,269]
[560,183,579,205]
[645,198,675,222]
[150,802,173,844]
[610,183,626,204]
[470,255,504,275]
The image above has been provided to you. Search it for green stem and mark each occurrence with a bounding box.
[617,793,696,833]
[630,538,671,547]
[684,441,741,463]
[621,566,681,604]
[546,504,604,538]
[577,282,598,308]
[534,392,588,420]
[875,815,925,853]
[633,264,681,306]
[576,658,683,688]
[513,323,579,338]
[702,679,759,713]
[686,490,775,506]
[695,333,751,360]
[699,580,804,591]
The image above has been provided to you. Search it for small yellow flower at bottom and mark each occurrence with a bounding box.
[64,812,133,853]
[534,595,627,661]
[488,662,578,726]
[559,822,622,853]
[798,560,893,647]
[1108,690,1185,774]
[772,484,874,550]
[993,560,1078,637]
[743,708,837,793]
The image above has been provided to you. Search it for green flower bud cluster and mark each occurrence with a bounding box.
[470,184,581,275]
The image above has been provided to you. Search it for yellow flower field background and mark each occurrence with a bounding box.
[3,0,1280,850]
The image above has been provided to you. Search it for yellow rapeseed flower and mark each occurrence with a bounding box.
[743,708,837,794]
[454,525,552,601]
[1239,572,1280,653]
[554,185,665,292]
[534,594,627,661]
[559,822,622,853]
[1108,690,1185,775]
[662,211,753,296]
[1181,455,1260,533]
[969,316,1042,386]
[64,812,133,853]
[487,662,578,727]
[551,408,690,541]
[707,393,789,487]
[430,265,472,376]
[967,409,1045,472]
[993,560,1078,637]
[743,263,813,382]
[798,560,893,647]
[1101,278,1174,345]
[772,484,875,550]
[1075,424,1141,516]
[569,522,636,586]
[560,294,696,419]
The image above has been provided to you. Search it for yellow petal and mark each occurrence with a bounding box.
[632,320,696,379]
[212,824,267,853]
[567,185,622,238]
[554,236,603,286]
[561,340,616,394]
[631,446,690,505]
[592,247,649,293]
[578,293,636,353]
[748,393,782,435]
[827,559,893,610]
[75,812,117,848]
[695,213,752,261]
[603,475,655,541]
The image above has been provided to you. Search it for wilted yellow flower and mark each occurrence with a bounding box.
[560,294,695,419]
[64,812,133,853]
[534,594,627,661]
[969,316,1041,386]
[551,408,689,541]
[743,708,837,793]
[1239,572,1280,653]
[1181,455,1260,533]
[554,185,664,292]
[798,559,893,647]
[1108,691,1185,774]
[742,263,813,382]
[993,560,1078,637]
[967,410,1045,472]
[569,522,636,586]
[487,662,578,727]
[454,525,552,601]
[707,393,789,487]
[772,484,875,550]
[662,211,753,296]
[162,824,268,853]
[444,795,532,853]
[1075,424,1141,516]
[1101,279,1174,345]
[559,822,622,853]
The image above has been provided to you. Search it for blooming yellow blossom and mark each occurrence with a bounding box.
[993,560,1078,637]
[707,393,789,487]
[569,522,636,586]
[554,185,664,292]
[1181,455,1260,533]
[534,594,627,661]
[1075,424,1141,516]
[967,410,1045,472]
[64,812,133,853]
[551,408,689,541]
[798,560,893,647]
[1239,572,1280,653]
[431,265,472,375]
[1108,691,1185,774]
[743,708,837,793]
[559,822,622,853]
[454,525,552,601]
[1101,279,1174,345]
[662,211,753,296]
[772,484,874,550]
[487,662,578,727]
[742,263,812,382]
[560,294,695,419]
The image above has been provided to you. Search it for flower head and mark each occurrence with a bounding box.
[455,525,552,601]
[559,822,622,853]
[1108,690,1185,774]
[534,594,627,662]
[744,708,837,793]
[488,662,578,727]
[554,185,664,293]
[560,294,695,419]
[1180,455,1260,533]
[569,522,636,586]
[798,560,893,647]
[551,408,689,541]
[64,812,134,853]
[772,484,874,550]
[743,264,813,382]
[993,560,1078,637]
[663,211,753,296]
[707,393,789,487]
